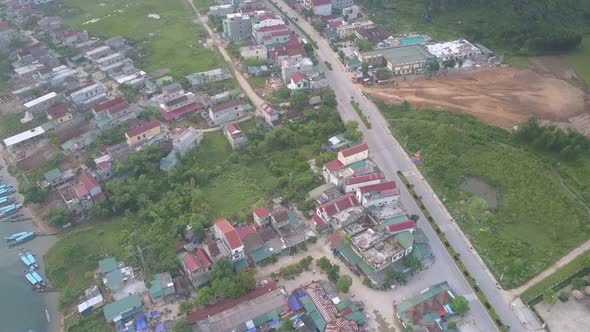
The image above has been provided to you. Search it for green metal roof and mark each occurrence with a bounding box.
[309,311,326,331]
[308,183,337,200]
[149,277,163,300]
[337,244,376,278]
[44,168,62,182]
[106,269,124,289]
[300,295,316,314]
[362,44,434,65]
[103,294,143,322]
[396,282,454,330]
[233,258,249,270]
[382,215,409,227]
[250,245,273,264]
[336,299,352,311]
[394,231,415,250]
[346,310,366,324]
[347,160,367,171]
[99,257,117,274]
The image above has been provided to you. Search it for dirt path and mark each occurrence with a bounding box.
[186,0,265,110]
[508,242,590,297]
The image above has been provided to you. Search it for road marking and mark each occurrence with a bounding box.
[464,293,478,301]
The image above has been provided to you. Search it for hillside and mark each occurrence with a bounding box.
[361,0,590,54]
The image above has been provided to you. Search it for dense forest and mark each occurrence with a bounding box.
[361,0,590,54]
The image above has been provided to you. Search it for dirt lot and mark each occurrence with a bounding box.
[364,67,589,130]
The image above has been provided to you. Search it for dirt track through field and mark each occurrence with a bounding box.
[365,67,587,129]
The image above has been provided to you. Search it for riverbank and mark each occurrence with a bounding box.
[0,155,60,332]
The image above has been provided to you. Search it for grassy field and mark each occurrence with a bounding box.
[569,35,590,84]
[248,76,268,92]
[0,114,43,140]
[380,104,590,288]
[62,0,223,76]
[44,221,135,308]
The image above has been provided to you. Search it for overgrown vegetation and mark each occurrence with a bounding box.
[360,0,589,55]
[382,104,590,288]
[515,118,589,160]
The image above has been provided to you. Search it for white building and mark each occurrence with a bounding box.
[337,20,375,37]
[85,45,112,60]
[332,0,354,10]
[304,0,332,16]
[337,143,369,166]
[356,181,401,207]
[24,92,62,118]
[69,82,107,106]
[426,39,483,63]
[240,45,268,60]
[287,72,310,91]
[342,5,360,20]
[281,57,314,84]
[208,4,234,17]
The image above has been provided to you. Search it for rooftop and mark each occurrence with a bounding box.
[23,92,58,108]
[345,172,384,186]
[396,282,455,331]
[125,120,161,138]
[210,99,241,113]
[319,194,358,219]
[339,143,368,158]
[98,257,117,274]
[103,294,142,322]
[426,39,481,58]
[214,219,243,250]
[3,126,46,147]
[362,44,434,65]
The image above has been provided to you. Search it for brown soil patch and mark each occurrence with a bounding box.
[365,67,587,129]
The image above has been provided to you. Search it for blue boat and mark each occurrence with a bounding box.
[19,251,38,269]
[31,271,45,286]
[8,231,36,246]
[0,195,15,206]
[5,231,28,241]
[0,184,12,190]
[25,273,38,286]
[0,204,22,217]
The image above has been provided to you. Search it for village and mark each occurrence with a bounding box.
[0,0,501,331]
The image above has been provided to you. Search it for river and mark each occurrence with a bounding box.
[0,159,59,332]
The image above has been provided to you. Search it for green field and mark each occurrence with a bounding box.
[569,35,590,84]
[62,0,223,76]
[45,221,134,308]
[381,104,590,288]
[0,114,43,140]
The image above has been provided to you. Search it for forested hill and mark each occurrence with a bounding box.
[361,0,590,54]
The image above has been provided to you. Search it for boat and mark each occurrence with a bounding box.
[45,309,51,324]
[0,204,22,217]
[7,231,37,246]
[31,271,45,286]
[0,195,15,206]
[25,273,38,286]
[19,251,38,269]
[5,231,28,241]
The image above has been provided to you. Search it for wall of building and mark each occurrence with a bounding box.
[126,126,161,146]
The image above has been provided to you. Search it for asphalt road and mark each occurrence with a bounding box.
[265,1,536,331]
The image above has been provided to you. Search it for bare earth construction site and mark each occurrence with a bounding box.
[364,66,590,135]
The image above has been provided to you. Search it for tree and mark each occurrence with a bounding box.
[322,89,337,108]
[290,92,308,112]
[447,321,457,329]
[46,209,72,227]
[361,62,369,77]
[336,275,353,293]
[22,184,47,204]
[375,68,391,80]
[195,286,214,306]
[237,269,256,292]
[342,233,352,245]
[179,301,194,315]
[572,277,588,290]
[403,255,422,271]
[409,214,419,222]
[275,86,291,101]
[344,121,362,141]
[427,61,440,73]
[173,320,191,332]
[450,295,469,315]
[138,107,161,121]
[281,318,295,331]
[85,158,97,170]
[356,38,373,52]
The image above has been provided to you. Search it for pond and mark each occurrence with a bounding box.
[459,177,500,209]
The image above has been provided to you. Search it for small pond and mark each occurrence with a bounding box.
[459,177,500,209]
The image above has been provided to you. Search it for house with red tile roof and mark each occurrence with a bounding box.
[213,219,245,261]
[253,24,290,44]
[125,120,161,146]
[288,72,310,91]
[344,171,385,193]
[92,96,130,120]
[180,251,210,288]
[260,102,280,127]
[208,99,243,126]
[356,181,401,207]
[46,103,73,125]
[316,193,358,223]
[387,220,416,235]
[252,207,271,226]
[337,143,368,166]
[223,123,246,150]
[312,214,329,232]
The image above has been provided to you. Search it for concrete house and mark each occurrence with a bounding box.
[281,57,314,84]
[337,143,369,166]
[344,172,385,193]
[240,45,268,60]
[0,22,18,49]
[149,272,176,303]
[223,13,252,41]
[214,219,245,261]
[46,103,73,125]
[208,99,243,126]
[304,0,332,16]
[208,4,234,17]
[186,68,232,87]
[342,5,360,19]
[24,92,62,118]
[223,123,246,150]
[61,171,105,215]
[396,282,457,331]
[92,97,130,120]
[252,207,271,226]
[359,45,434,76]
[68,82,107,107]
[253,24,289,44]
[287,72,310,91]
[85,45,112,60]
[350,228,413,272]
[261,102,279,126]
[103,294,143,323]
[37,16,63,30]
[337,20,375,37]
[180,251,211,288]
[125,120,161,146]
[356,181,401,207]
[332,0,354,9]
[316,194,359,225]
[172,127,202,157]
[159,92,201,122]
